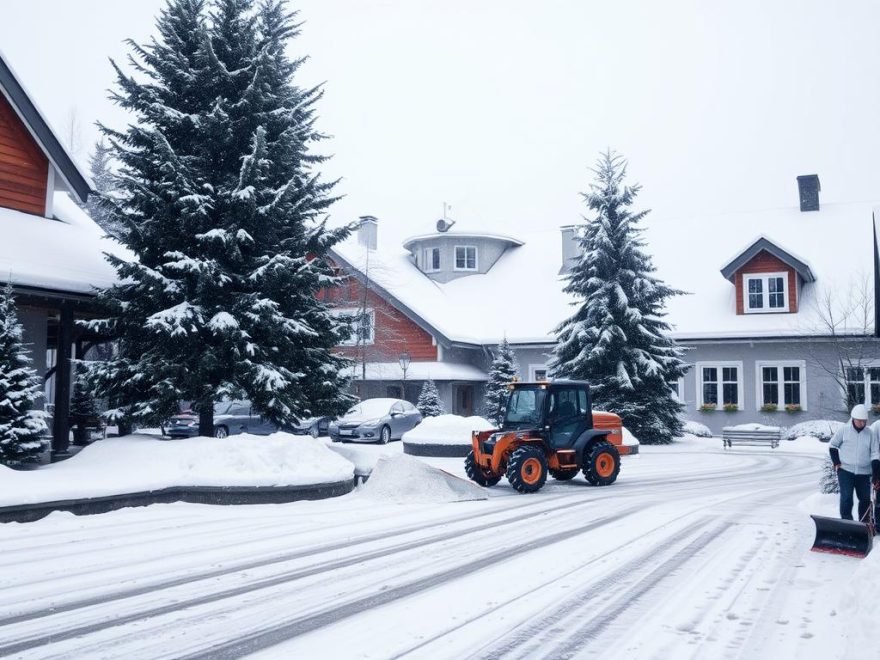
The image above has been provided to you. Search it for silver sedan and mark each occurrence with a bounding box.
[329,398,422,444]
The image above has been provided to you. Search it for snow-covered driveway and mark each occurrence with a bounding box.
[0,440,854,659]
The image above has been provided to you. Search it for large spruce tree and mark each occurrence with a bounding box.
[0,285,47,466]
[549,151,686,444]
[85,0,353,436]
[483,338,518,426]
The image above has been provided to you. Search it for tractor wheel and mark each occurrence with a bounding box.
[549,468,579,481]
[506,446,548,493]
[465,451,501,487]
[583,441,620,486]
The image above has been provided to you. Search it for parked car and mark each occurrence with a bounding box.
[289,416,332,438]
[166,400,279,439]
[329,398,422,444]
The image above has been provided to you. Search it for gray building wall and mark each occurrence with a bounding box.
[678,338,880,434]
[407,236,518,283]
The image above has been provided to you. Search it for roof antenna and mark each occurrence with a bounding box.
[436,201,456,233]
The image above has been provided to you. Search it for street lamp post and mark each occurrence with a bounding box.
[398,351,411,400]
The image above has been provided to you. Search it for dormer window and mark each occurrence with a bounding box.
[422,247,440,273]
[454,245,477,271]
[744,272,788,313]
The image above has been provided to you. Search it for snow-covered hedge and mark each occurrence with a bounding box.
[0,433,354,507]
[402,414,495,446]
[783,420,844,442]
[682,420,712,438]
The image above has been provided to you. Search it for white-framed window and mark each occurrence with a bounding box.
[422,247,440,273]
[696,361,743,409]
[331,307,375,346]
[669,376,685,403]
[743,272,789,313]
[755,360,807,410]
[843,365,880,409]
[454,245,478,271]
[528,364,548,381]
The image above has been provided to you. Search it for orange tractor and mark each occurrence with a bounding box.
[465,380,633,493]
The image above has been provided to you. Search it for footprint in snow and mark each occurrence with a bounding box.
[776,619,789,625]
[801,632,814,639]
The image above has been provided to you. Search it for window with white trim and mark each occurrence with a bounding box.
[422,247,440,272]
[669,377,684,402]
[697,362,743,409]
[454,246,477,271]
[744,272,789,313]
[844,366,880,408]
[757,361,806,409]
[528,364,548,381]
[332,308,375,346]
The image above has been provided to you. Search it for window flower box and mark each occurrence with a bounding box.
[760,404,778,413]
[699,404,717,413]
[785,404,803,413]
[723,403,739,412]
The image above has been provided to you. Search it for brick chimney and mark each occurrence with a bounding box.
[797,175,820,212]
[358,215,378,250]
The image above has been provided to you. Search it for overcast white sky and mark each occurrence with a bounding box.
[2,0,879,245]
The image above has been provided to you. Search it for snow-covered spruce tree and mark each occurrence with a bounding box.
[549,151,687,444]
[483,338,518,426]
[70,366,100,445]
[0,284,47,466]
[820,456,840,494]
[417,379,444,417]
[84,0,353,436]
[82,139,123,238]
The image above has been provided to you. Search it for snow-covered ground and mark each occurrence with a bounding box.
[0,434,862,659]
[0,433,353,506]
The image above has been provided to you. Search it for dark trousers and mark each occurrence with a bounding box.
[838,469,871,521]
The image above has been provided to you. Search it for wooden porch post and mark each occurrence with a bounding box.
[52,306,73,457]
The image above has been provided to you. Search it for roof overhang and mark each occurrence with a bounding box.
[402,231,524,252]
[0,50,92,204]
[719,235,816,283]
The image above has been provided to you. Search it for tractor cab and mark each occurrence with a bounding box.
[466,380,631,493]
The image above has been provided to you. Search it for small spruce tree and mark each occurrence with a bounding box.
[0,284,47,466]
[549,151,687,444]
[70,366,100,445]
[417,379,444,417]
[484,338,518,426]
[820,456,840,494]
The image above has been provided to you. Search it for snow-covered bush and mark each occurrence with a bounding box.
[784,420,844,442]
[416,380,444,417]
[820,456,840,494]
[682,420,712,437]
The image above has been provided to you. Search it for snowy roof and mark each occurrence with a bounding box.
[332,200,880,345]
[402,229,524,250]
[0,193,129,295]
[0,49,92,202]
[343,361,489,382]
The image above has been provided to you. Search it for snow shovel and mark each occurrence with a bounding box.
[810,485,876,558]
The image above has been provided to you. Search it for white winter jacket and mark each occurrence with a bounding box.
[830,422,879,475]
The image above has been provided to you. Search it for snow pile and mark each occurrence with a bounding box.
[622,427,639,447]
[0,433,354,507]
[798,492,838,517]
[324,441,399,477]
[784,420,844,442]
[402,414,495,446]
[682,420,713,437]
[361,454,488,503]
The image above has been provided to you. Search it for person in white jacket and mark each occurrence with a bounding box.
[831,404,880,521]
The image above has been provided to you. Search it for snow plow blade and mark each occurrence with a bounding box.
[810,515,873,557]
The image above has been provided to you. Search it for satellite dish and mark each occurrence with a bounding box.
[436,218,456,233]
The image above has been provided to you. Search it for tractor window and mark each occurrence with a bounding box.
[503,387,547,427]
[549,388,586,420]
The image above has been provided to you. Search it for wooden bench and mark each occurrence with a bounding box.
[722,426,781,449]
